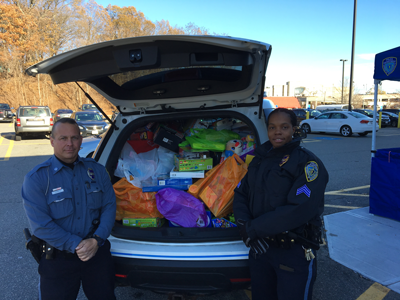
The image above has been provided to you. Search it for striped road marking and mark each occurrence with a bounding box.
[325,185,370,197]
[3,140,14,161]
[356,282,390,300]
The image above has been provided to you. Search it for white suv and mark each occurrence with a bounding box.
[26,36,273,295]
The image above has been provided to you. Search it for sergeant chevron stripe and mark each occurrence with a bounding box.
[296,184,311,197]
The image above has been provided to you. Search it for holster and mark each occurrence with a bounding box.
[23,228,55,263]
[265,222,322,250]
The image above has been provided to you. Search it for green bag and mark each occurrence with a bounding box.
[182,129,241,152]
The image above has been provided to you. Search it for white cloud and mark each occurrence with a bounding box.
[357,53,375,60]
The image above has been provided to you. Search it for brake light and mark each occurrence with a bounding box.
[115,274,127,278]
[360,120,370,124]
[17,118,21,126]
[50,118,53,126]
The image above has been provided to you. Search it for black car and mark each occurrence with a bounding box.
[353,109,391,127]
[0,103,14,122]
[53,108,73,122]
[71,111,109,137]
[380,111,399,127]
[291,109,321,126]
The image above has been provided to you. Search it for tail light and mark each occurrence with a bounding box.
[50,118,54,126]
[360,120,370,124]
[16,118,21,126]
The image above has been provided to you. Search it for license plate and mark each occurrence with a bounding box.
[27,121,44,125]
[92,130,99,134]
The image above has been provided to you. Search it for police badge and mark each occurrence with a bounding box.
[382,57,397,76]
[87,168,95,181]
[304,161,318,182]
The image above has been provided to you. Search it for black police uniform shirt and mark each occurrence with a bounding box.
[233,137,329,241]
[22,155,116,253]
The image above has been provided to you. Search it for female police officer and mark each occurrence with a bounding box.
[233,108,329,300]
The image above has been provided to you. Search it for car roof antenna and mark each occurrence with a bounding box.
[75,82,119,130]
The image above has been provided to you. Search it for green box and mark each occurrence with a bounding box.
[174,155,213,171]
[122,218,165,228]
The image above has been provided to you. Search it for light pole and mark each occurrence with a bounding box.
[340,59,347,104]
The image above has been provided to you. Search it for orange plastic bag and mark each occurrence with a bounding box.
[188,154,248,218]
[113,178,163,220]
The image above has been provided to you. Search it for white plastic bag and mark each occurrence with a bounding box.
[114,142,158,188]
[152,147,175,179]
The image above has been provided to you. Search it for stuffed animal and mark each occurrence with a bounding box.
[225,139,243,157]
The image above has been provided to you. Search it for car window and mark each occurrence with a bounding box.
[82,104,96,110]
[310,110,321,117]
[316,113,330,120]
[19,108,50,117]
[331,113,347,119]
[0,104,10,109]
[58,109,73,114]
[75,113,102,121]
[348,112,366,118]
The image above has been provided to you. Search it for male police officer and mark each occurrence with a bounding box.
[22,118,116,300]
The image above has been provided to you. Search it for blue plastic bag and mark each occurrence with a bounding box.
[156,188,207,227]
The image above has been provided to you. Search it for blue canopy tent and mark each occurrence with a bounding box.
[371,46,400,154]
[370,46,400,221]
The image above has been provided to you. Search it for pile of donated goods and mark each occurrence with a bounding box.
[113,118,256,229]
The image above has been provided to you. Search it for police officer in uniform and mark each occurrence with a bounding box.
[233,108,329,300]
[22,118,116,300]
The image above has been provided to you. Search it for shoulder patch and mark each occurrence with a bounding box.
[305,161,318,182]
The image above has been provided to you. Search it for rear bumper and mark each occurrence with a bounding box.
[16,126,52,134]
[113,256,250,295]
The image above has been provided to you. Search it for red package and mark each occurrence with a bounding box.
[127,140,159,154]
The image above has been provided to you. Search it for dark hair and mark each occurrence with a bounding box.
[267,108,297,127]
[51,118,79,137]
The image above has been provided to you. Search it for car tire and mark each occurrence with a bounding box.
[340,125,352,137]
[301,123,311,133]
[358,132,368,137]
[15,134,22,141]
[392,120,397,127]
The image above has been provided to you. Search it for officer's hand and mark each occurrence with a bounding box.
[75,238,98,262]
[236,219,251,247]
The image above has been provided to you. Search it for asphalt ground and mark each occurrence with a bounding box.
[1,121,400,300]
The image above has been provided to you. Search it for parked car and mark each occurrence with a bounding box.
[78,133,104,158]
[300,110,378,137]
[382,108,400,115]
[352,109,390,127]
[0,103,14,122]
[14,106,53,141]
[80,103,99,111]
[291,109,321,126]
[380,111,399,127]
[53,108,73,122]
[70,111,109,137]
[26,35,273,295]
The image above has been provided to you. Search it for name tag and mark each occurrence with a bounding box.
[52,188,64,195]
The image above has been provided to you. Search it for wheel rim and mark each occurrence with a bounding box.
[302,124,310,133]
[342,126,350,136]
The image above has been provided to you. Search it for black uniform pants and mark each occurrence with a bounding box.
[38,239,116,300]
[249,244,317,300]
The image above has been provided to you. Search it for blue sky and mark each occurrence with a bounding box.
[95,0,400,93]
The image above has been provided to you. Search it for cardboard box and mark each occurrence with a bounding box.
[174,155,213,171]
[212,118,234,130]
[122,218,165,228]
[158,177,193,186]
[170,168,205,178]
[153,125,184,153]
[141,180,190,192]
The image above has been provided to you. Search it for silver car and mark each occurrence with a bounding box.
[14,106,53,141]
